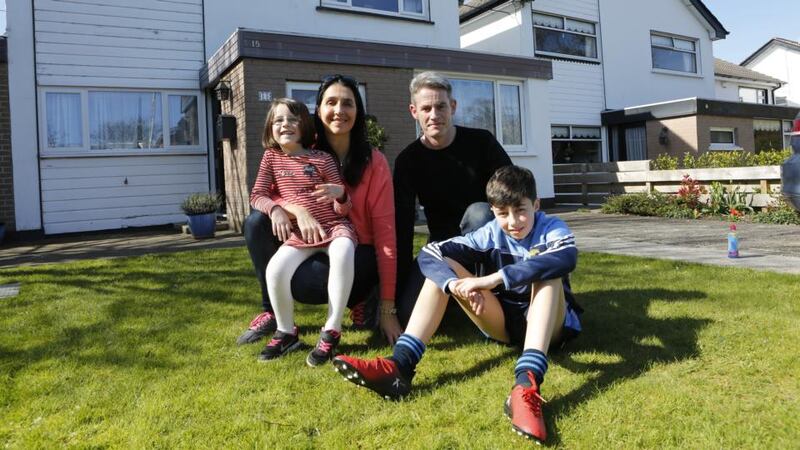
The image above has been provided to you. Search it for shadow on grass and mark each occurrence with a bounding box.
[546,288,711,446]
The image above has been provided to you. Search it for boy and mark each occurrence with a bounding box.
[333,165,582,444]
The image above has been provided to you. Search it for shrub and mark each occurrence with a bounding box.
[601,192,670,216]
[650,154,678,170]
[676,174,702,210]
[703,182,753,216]
[752,197,800,225]
[365,115,388,151]
[181,193,221,215]
[650,149,791,170]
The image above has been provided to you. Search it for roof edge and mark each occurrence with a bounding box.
[459,0,511,24]
[742,38,800,66]
[687,0,729,40]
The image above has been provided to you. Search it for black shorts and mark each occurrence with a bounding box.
[496,299,581,350]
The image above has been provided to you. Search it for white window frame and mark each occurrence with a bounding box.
[738,86,769,104]
[783,120,794,150]
[320,0,428,20]
[38,87,206,157]
[650,31,700,75]
[532,12,599,62]
[551,124,603,162]
[448,75,527,152]
[286,81,367,114]
[709,127,741,151]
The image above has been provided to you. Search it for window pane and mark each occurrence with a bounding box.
[169,95,199,146]
[451,79,495,134]
[564,18,594,35]
[352,0,398,13]
[652,47,696,73]
[651,35,673,47]
[673,38,695,51]
[754,128,782,152]
[533,13,563,29]
[572,126,601,139]
[46,93,83,148]
[403,0,423,14]
[536,28,597,58]
[499,85,522,145]
[89,91,163,150]
[784,120,794,133]
[289,89,319,113]
[552,140,601,163]
[753,119,780,132]
[551,126,569,139]
[710,130,734,144]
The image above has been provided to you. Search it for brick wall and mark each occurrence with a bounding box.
[697,115,755,153]
[0,61,14,232]
[646,116,699,159]
[220,59,416,231]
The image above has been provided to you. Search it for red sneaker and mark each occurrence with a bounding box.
[333,355,411,400]
[504,371,548,443]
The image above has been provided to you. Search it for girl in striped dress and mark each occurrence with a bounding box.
[252,98,357,366]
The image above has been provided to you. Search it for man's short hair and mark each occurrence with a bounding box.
[486,165,538,207]
[409,71,453,102]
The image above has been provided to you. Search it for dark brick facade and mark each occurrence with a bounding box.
[0,39,14,233]
[219,59,416,231]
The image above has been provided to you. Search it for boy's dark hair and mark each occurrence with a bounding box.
[262,98,316,149]
[486,165,537,207]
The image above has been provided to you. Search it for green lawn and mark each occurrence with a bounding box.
[1,245,799,449]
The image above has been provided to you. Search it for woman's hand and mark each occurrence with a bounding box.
[283,204,326,244]
[313,183,346,204]
[378,300,403,345]
[269,207,293,242]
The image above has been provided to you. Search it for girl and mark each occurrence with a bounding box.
[252,98,357,366]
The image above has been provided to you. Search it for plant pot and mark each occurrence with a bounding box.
[186,213,216,239]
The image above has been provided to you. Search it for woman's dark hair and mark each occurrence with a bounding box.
[315,75,372,186]
[262,98,315,149]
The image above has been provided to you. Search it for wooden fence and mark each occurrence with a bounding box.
[554,161,781,207]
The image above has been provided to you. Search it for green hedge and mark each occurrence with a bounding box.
[650,149,791,170]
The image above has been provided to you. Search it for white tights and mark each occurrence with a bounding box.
[266,237,355,334]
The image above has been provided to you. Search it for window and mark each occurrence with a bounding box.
[40,88,203,153]
[739,87,768,104]
[551,125,602,163]
[321,0,426,19]
[651,32,698,73]
[709,127,740,151]
[286,82,367,114]
[533,13,598,61]
[450,78,525,149]
[753,119,782,152]
[784,120,794,150]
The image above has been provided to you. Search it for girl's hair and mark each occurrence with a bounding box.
[262,98,316,150]
[314,75,372,186]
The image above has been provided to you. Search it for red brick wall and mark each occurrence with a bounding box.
[220,59,416,231]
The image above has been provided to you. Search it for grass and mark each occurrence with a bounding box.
[1,243,799,448]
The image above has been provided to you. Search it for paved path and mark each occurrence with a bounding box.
[1,212,798,275]
[558,211,800,275]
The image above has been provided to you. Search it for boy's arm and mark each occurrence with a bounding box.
[417,228,492,294]
[499,234,577,289]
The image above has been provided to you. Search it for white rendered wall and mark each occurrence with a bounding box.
[204,0,460,57]
[746,46,800,107]
[600,0,716,110]
[7,1,42,231]
[715,79,740,102]
[511,78,555,199]
[460,2,532,56]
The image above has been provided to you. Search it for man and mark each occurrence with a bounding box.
[392,71,512,325]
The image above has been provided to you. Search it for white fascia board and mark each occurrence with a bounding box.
[7,0,42,231]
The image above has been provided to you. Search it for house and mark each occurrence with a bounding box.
[459,0,798,162]
[742,38,800,107]
[4,1,556,236]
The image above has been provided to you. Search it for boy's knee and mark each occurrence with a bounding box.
[532,278,563,294]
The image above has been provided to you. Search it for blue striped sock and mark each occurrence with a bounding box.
[391,334,426,378]
[515,349,548,386]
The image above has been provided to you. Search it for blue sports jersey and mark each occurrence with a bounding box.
[418,211,581,315]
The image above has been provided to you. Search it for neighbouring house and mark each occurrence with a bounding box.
[5,1,555,236]
[714,58,783,105]
[458,0,798,163]
[1,36,13,232]
[741,38,800,107]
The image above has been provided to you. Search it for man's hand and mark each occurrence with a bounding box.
[269,207,293,242]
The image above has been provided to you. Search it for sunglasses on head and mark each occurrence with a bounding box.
[321,74,359,85]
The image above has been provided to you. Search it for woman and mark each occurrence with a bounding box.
[238,74,402,347]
